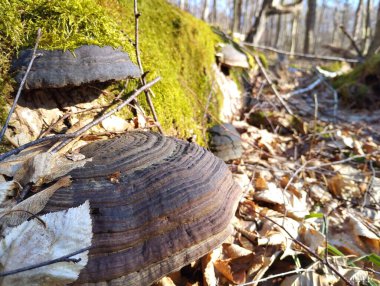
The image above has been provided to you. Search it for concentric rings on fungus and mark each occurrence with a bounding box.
[12,45,141,90]
[42,131,242,285]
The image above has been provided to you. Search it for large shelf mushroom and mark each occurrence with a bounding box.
[11,45,141,89]
[41,131,242,285]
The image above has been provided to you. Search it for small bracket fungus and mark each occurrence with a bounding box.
[11,45,141,89]
[42,131,242,285]
[216,44,249,69]
[208,123,243,162]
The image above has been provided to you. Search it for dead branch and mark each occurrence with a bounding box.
[238,269,311,285]
[0,29,43,142]
[283,77,323,99]
[0,77,161,161]
[243,42,359,63]
[0,246,91,278]
[134,0,163,134]
[250,211,354,286]
[339,25,364,59]
[253,55,293,115]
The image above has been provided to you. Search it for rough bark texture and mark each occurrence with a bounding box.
[304,0,317,54]
[43,131,242,286]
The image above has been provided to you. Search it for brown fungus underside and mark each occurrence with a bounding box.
[42,131,242,285]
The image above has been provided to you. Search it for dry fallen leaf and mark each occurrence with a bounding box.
[13,152,91,186]
[214,253,256,284]
[0,176,72,230]
[0,201,92,286]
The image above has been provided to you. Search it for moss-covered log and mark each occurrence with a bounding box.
[0,0,221,144]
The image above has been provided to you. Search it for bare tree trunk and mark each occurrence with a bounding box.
[274,14,282,47]
[179,0,185,10]
[367,0,380,56]
[211,0,217,24]
[290,12,300,55]
[202,0,211,21]
[245,0,271,43]
[331,7,339,45]
[315,0,325,52]
[303,0,316,53]
[340,0,349,48]
[363,0,373,53]
[352,0,364,40]
[232,0,243,33]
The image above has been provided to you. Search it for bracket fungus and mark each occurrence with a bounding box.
[11,45,141,89]
[209,123,243,162]
[42,131,242,285]
[216,44,249,69]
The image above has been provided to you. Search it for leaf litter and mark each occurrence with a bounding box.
[156,64,380,285]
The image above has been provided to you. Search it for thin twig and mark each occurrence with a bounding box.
[0,29,42,142]
[242,42,359,63]
[0,246,91,277]
[134,0,163,134]
[252,210,354,286]
[238,268,311,285]
[305,151,380,171]
[253,55,293,115]
[0,77,161,160]
[283,78,323,99]
[50,76,161,153]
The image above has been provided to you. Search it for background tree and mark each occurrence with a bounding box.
[367,0,380,56]
[232,0,243,34]
[304,0,316,53]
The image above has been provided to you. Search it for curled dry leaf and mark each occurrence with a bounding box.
[0,176,72,229]
[214,252,256,284]
[13,152,91,186]
[0,201,92,286]
[254,182,309,219]
[202,247,222,286]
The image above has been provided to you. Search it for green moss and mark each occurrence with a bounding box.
[320,61,343,72]
[0,0,221,144]
[333,53,380,108]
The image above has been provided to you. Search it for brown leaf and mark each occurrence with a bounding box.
[327,174,345,197]
[222,243,252,259]
[254,176,268,191]
[214,253,255,284]
[0,176,72,229]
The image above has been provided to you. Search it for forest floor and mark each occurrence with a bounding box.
[158,62,380,286]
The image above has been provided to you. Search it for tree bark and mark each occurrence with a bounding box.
[202,0,211,21]
[363,0,373,53]
[245,0,271,43]
[367,0,380,56]
[232,0,243,33]
[211,0,217,24]
[352,0,364,40]
[303,0,316,53]
[245,0,303,44]
[290,12,300,56]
